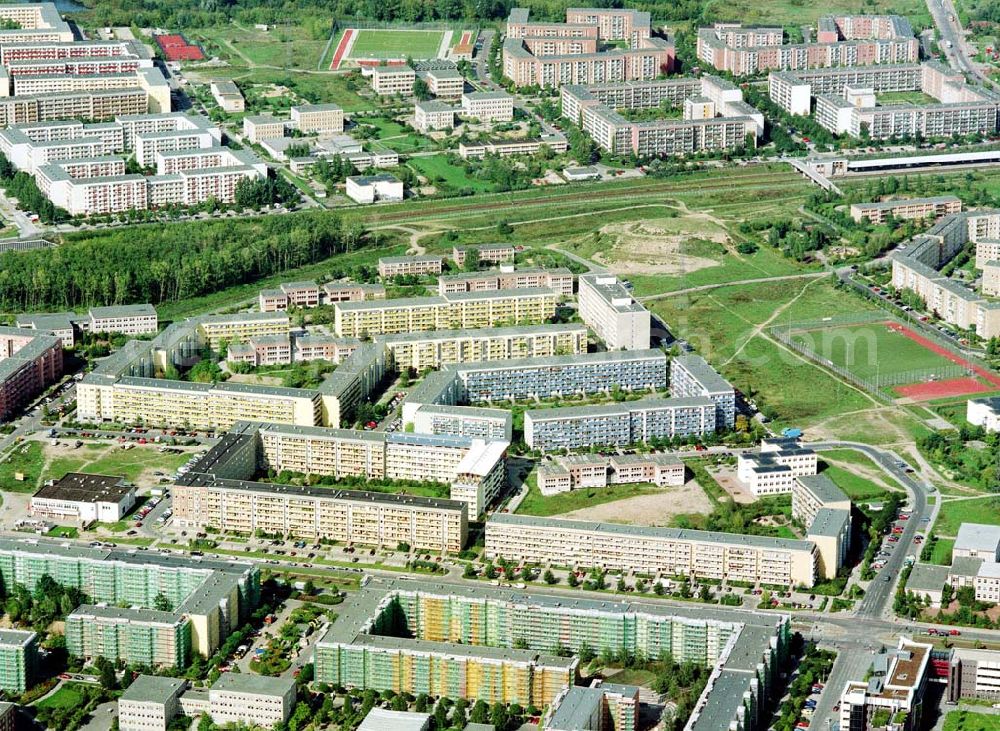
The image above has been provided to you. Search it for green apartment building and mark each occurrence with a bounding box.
[0,629,37,694]
[66,607,191,669]
[0,538,258,666]
[315,581,791,729]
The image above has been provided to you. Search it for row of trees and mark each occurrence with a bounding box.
[0,211,366,311]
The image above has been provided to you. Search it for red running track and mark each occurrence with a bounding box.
[895,376,990,400]
[329,28,354,70]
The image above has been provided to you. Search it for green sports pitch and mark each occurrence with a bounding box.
[348,29,445,60]
[787,321,957,381]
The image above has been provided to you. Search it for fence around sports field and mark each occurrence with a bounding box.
[768,312,979,401]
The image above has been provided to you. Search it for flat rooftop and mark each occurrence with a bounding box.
[34,472,131,504]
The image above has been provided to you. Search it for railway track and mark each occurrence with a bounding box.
[360,171,808,224]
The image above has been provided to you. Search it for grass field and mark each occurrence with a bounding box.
[928,537,955,565]
[877,91,940,105]
[515,478,662,517]
[0,440,196,493]
[408,155,494,194]
[788,322,957,382]
[935,497,1000,536]
[348,29,445,60]
[819,462,900,502]
[651,280,880,424]
[35,683,87,711]
[943,710,1000,731]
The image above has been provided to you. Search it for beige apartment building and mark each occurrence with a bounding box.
[334,289,560,338]
[452,244,517,266]
[173,480,467,552]
[242,114,284,143]
[850,195,962,224]
[207,674,296,729]
[381,323,587,371]
[290,103,343,136]
[370,65,415,96]
[378,255,444,278]
[578,273,650,350]
[438,267,574,296]
[81,377,320,430]
[486,513,818,586]
[196,312,289,349]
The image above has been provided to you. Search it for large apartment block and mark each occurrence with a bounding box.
[67,606,191,669]
[670,355,736,429]
[0,114,264,214]
[438,266,574,296]
[698,15,918,76]
[524,397,716,451]
[402,349,668,428]
[502,7,674,88]
[173,427,469,550]
[487,512,818,586]
[0,630,37,693]
[0,325,62,421]
[0,537,259,662]
[381,323,587,372]
[563,76,763,157]
[334,288,560,338]
[316,580,790,731]
[577,273,650,350]
[890,211,1000,338]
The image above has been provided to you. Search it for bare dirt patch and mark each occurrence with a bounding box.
[228,373,284,386]
[555,478,713,525]
[708,464,756,504]
[593,216,731,276]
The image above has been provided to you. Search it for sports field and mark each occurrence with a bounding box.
[349,28,445,60]
[788,321,956,382]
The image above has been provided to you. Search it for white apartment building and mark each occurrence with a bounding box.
[347,173,404,204]
[370,65,415,95]
[577,273,650,351]
[119,675,186,731]
[414,100,455,133]
[89,303,157,335]
[207,674,296,729]
[461,91,514,122]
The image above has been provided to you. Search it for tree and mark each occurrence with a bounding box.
[153,593,173,612]
[413,77,432,101]
[94,655,118,690]
[470,699,489,724]
[543,569,557,585]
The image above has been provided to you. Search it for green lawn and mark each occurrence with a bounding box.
[943,710,1000,731]
[35,683,87,711]
[46,445,194,485]
[697,0,931,27]
[789,322,957,382]
[935,497,1000,536]
[652,280,879,425]
[515,477,662,517]
[0,441,45,493]
[348,29,445,60]
[195,24,329,71]
[877,91,940,105]
[46,526,79,539]
[408,155,493,193]
[928,537,955,566]
[819,462,899,502]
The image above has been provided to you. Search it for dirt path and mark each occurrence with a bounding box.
[722,276,823,368]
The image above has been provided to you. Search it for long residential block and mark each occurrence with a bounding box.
[524,396,716,451]
[486,512,818,586]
